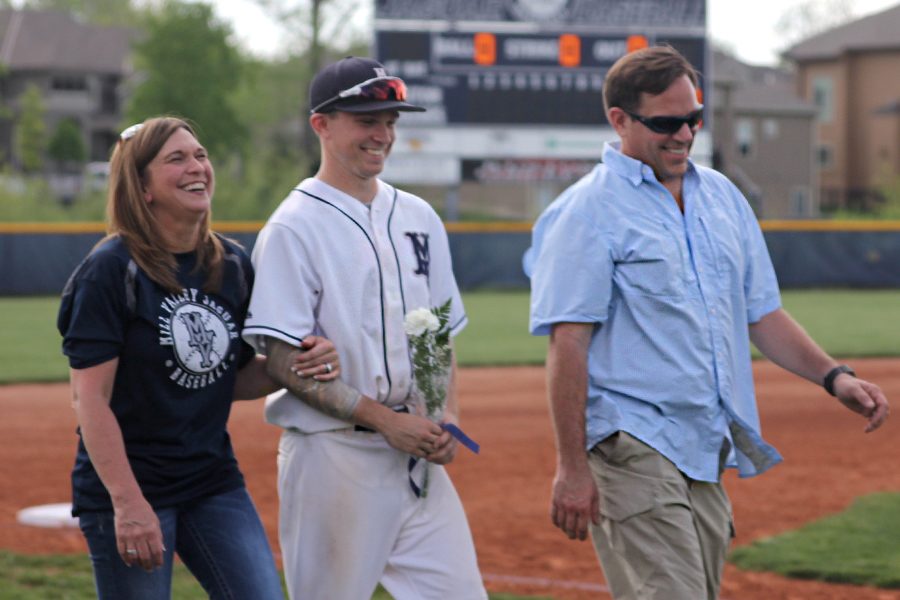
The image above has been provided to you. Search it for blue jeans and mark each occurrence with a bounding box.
[79,487,284,600]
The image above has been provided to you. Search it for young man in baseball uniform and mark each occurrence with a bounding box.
[242,57,487,600]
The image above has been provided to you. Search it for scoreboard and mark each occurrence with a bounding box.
[374,0,710,186]
[375,0,708,127]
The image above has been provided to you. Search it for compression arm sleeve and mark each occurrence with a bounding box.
[263,336,362,421]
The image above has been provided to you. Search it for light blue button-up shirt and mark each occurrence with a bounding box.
[526,142,783,482]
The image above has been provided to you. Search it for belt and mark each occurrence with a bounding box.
[354,405,410,432]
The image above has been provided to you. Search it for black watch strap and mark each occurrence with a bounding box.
[823,365,856,396]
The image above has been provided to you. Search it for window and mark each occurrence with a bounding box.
[51,75,87,92]
[735,118,755,158]
[812,76,833,123]
[790,187,811,217]
[762,118,779,140]
[817,144,833,168]
[100,75,119,113]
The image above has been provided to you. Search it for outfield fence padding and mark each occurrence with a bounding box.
[2,222,900,295]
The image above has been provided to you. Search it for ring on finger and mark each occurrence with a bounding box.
[125,548,138,556]
[324,362,333,374]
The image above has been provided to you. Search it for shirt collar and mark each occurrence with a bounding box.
[601,141,698,187]
[303,177,392,217]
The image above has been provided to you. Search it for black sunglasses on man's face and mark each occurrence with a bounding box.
[624,108,704,135]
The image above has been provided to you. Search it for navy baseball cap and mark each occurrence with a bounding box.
[309,56,426,114]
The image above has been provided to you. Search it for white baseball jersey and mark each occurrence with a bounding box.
[243,177,467,432]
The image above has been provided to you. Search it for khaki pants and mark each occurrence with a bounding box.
[588,432,734,600]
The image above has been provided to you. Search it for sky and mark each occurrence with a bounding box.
[210,0,899,66]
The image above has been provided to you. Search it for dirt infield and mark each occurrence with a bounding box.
[2,360,899,599]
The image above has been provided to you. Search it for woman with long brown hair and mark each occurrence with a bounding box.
[58,116,336,599]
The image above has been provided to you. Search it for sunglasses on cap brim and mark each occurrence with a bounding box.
[312,76,410,113]
[624,108,704,134]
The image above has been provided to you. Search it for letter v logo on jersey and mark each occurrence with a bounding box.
[404,232,430,277]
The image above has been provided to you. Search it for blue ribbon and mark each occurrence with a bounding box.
[407,424,480,499]
[408,456,423,498]
[442,423,480,454]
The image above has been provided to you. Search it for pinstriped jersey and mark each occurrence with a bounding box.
[243,178,467,433]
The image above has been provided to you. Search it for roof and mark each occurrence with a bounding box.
[0,9,134,73]
[729,82,817,116]
[711,49,816,116]
[712,49,794,86]
[784,3,900,61]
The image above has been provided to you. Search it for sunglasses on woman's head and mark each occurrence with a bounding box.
[119,123,143,141]
[624,108,704,135]
[312,77,409,113]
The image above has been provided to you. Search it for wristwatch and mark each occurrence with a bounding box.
[823,364,856,396]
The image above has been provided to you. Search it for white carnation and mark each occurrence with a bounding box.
[404,308,440,336]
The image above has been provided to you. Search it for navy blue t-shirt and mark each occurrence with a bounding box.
[57,236,256,515]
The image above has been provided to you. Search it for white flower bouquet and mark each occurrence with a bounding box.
[404,299,453,497]
[404,299,453,422]
[404,299,479,498]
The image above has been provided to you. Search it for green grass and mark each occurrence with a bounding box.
[729,493,900,588]
[0,551,548,599]
[453,288,900,366]
[0,551,210,599]
[2,289,900,383]
[777,289,900,357]
[0,296,69,383]
[455,289,547,366]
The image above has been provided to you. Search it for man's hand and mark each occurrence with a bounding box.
[546,322,596,541]
[833,374,889,433]
[425,426,458,465]
[551,465,600,541]
[375,409,444,459]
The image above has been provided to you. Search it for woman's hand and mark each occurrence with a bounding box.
[114,495,165,571]
[291,336,341,381]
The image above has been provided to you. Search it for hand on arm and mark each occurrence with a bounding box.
[233,336,341,400]
[547,322,599,541]
[749,308,889,432]
[70,360,164,571]
[290,335,341,379]
[263,337,443,457]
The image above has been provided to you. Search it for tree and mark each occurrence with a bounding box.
[14,84,47,173]
[253,0,369,60]
[125,1,247,161]
[252,0,370,163]
[776,0,856,52]
[47,117,87,171]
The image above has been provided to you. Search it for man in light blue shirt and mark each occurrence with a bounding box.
[526,45,889,600]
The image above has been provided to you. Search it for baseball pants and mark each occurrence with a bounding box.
[276,428,487,600]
